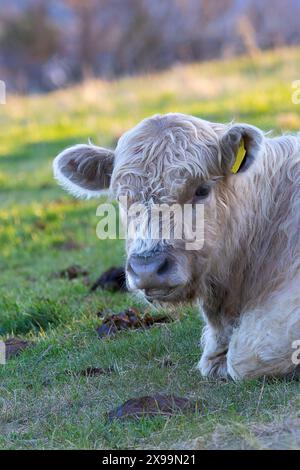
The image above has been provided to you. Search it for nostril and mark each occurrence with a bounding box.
[157,258,170,276]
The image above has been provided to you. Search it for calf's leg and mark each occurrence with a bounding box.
[227,288,300,380]
[198,322,232,378]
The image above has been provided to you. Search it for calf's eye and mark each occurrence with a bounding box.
[194,184,211,199]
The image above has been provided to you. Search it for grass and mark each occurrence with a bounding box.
[1,47,300,450]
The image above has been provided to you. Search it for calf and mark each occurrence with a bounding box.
[53,113,300,380]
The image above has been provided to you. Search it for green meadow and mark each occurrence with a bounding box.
[1,47,300,449]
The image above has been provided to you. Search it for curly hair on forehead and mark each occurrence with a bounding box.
[111,113,226,194]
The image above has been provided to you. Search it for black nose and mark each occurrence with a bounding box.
[127,253,173,290]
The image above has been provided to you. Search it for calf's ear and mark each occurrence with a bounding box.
[220,124,263,174]
[53,144,114,198]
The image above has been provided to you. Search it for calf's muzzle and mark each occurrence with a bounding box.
[126,252,175,291]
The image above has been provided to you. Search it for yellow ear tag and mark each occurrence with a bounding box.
[231,139,246,174]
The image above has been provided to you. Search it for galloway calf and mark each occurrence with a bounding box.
[53,113,300,380]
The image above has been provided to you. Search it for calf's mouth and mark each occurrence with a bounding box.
[143,285,184,303]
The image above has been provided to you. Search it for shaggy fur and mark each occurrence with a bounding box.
[53,113,300,380]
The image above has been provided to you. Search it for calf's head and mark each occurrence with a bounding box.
[54,113,263,304]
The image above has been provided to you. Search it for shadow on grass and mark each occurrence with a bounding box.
[0,297,69,335]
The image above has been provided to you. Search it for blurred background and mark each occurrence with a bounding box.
[1,0,300,93]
